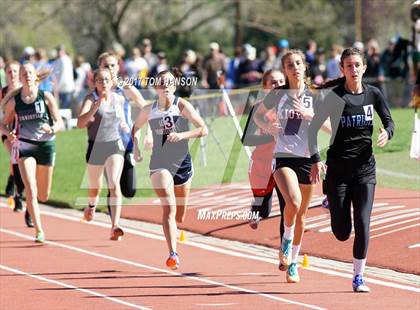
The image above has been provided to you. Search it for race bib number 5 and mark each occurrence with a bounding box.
[302,95,313,109]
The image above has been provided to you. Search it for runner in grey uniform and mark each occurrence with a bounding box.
[78,68,127,241]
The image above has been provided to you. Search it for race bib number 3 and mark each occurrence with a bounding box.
[363,104,373,121]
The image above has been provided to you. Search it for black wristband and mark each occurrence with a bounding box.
[311,153,321,164]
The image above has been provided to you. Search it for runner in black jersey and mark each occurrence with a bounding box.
[133,69,208,270]
[309,47,395,293]
[1,63,64,243]
[255,50,331,283]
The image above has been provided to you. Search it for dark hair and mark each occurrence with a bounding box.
[156,67,183,79]
[316,47,365,89]
[340,47,366,66]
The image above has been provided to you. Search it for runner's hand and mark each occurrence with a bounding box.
[293,95,313,121]
[120,122,130,133]
[310,162,326,184]
[133,147,143,162]
[265,122,283,137]
[39,123,54,134]
[377,128,388,147]
[167,132,184,142]
[7,131,17,143]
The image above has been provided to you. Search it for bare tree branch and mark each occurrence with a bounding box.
[114,0,133,26]
[239,20,284,36]
[177,3,233,34]
[32,0,69,30]
[135,1,207,43]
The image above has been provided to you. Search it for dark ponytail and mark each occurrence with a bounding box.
[156,67,183,79]
[316,76,346,89]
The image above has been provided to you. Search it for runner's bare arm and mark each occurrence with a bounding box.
[44,91,64,134]
[123,85,147,108]
[77,94,100,128]
[0,97,17,141]
[175,98,208,140]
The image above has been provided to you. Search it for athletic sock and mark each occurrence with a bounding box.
[283,223,295,241]
[291,244,301,263]
[353,258,367,277]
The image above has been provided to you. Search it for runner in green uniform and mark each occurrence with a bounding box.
[1,63,64,243]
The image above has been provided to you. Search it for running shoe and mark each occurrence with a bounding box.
[321,197,329,210]
[249,217,260,230]
[5,175,14,197]
[35,231,45,243]
[352,274,370,293]
[83,205,96,221]
[286,262,300,283]
[279,237,292,266]
[13,196,23,213]
[166,252,180,270]
[110,226,124,241]
[278,262,288,271]
[25,209,34,228]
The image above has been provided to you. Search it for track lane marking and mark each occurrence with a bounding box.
[0,228,325,310]
[0,264,151,309]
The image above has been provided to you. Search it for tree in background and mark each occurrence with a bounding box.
[0,0,413,64]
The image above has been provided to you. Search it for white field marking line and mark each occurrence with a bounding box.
[319,210,420,233]
[2,205,419,292]
[220,195,324,214]
[0,229,324,310]
[371,223,420,239]
[368,217,419,233]
[352,212,420,232]
[409,244,420,249]
[307,265,420,293]
[305,214,330,223]
[377,168,420,180]
[197,192,216,197]
[306,204,396,229]
[0,264,150,310]
[316,206,414,232]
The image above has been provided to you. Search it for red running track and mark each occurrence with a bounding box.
[0,203,419,310]
[122,184,420,274]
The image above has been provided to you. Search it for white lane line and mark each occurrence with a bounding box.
[0,229,325,310]
[2,205,419,293]
[408,244,420,249]
[377,168,420,180]
[308,205,402,230]
[318,209,418,233]
[0,264,150,310]
[350,217,420,237]
[371,223,420,239]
